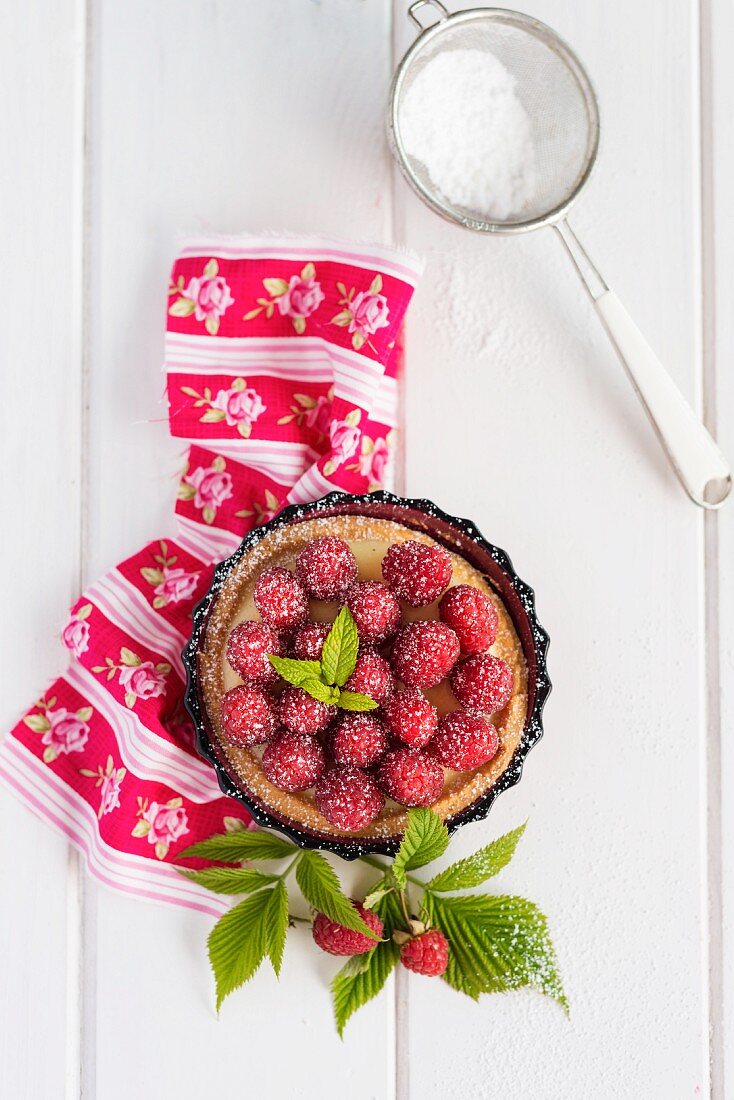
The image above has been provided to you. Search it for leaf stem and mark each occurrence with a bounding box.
[278,853,302,881]
[361,854,426,889]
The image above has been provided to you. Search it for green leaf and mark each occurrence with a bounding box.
[177,829,295,862]
[331,938,399,1037]
[299,678,340,705]
[200,408,227,423]
[23,714,51,733]
[330,309,352,327]
[169,297,196,317]
[207,889,273,1010]
[178,867,278,894]
[267,654,323,688]
[369,273,383,295]
[300,262,315,280]
[427,823,526,892]
[75,706,93,722]
[337,691,378,712]
[203,258,219,278]
[119,647,141,667]
[424,893,567,1010]
[392,809,449,888]
[204,316,220,336]
[76,603,93,620]
[140,567,165,585]
[320,606,359,687]
[295,851,379,940]
[263,277,289,297]
[265,880,289,977]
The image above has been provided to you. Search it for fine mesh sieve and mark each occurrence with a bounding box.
[388,1,731,508]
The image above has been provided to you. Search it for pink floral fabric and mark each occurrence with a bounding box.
[0,234,422,914]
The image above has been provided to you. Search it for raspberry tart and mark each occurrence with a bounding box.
[184,492,550,857]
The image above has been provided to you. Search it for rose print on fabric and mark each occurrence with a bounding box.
[346,429,396,491]
[24,696,92,764]
[276,386,333,436]
[178,455,233,525]
[61,602,92,658]
[132,795,189,860]
[243,262,324,334]
[180,378,266,439]
[80,755,127,819]
[331,274,390,351]
[92,647,171,710]
[140,541,199,610]
[168,258,234,336]
[235,489,281,527]
[323,409,362,477]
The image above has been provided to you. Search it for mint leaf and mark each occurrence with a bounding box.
[424,892,567,1010]
[268,654,323,687]
[320,607,359,686]
[179,867,278,894]
[295,851,379,939]
[299,678,340,705]
[177,830,295,862]
[331,939,400,1037]
[427,823,526,892]
[392,808,450,887]
[265,880,289,977]
[337,691,378,712]
[207,888,273,1010]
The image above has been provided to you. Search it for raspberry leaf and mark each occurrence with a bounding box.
[427,823,526,892]
[265,880,289,977]
[299,678,340,705]
[392,808,450,887]
[337,690,378,712]
[331,884,403,1036]
[267,654,323,687]
[320,606,359,686]
[176,830,295,862]
[179,867,278,895]
[207,888,273,1010]
[424,892,567,1010]
[295,851,379,940]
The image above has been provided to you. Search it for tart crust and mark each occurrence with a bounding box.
[198,514,528,841]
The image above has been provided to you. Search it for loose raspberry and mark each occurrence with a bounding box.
[277,685,335,735]
[382,687,438,749]
[432,711,499,770]
[315,767,384,830]
[377,748,444,807]
[382,540,452,607]
[225,621,285,687]
[390,621,460,689]
[450,653,514,715]
[254,567,309,632]
[344,650,394,704]
[400,929,449,977]
[295,536,358,601]
[439,584,499,655]
[331,713,388,767]
[292,621,330,661]
[312,902,383,956]
[345,581,401,645]
[261,730,325,792]
[220,685,280,747]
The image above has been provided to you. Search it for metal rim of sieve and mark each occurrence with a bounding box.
[388,5,601,234]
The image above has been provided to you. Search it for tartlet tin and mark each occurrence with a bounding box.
[182,491,550,859]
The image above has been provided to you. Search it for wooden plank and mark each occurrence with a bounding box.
[393,0,708,1095]
[0,2,85,1097]
[87,2,397,1096]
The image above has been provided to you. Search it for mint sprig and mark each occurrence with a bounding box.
[267,607,376,712]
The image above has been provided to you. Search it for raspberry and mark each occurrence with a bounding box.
[277,685,335,735]
[439,584,498,655]
[254,567,309,631]
[390,621,460,689]
[432,711,499,770]
[450,653,514,715]
[345,581,401,645]
[292,621,330,661]
[344,650,394,704]
[261,730,325,792]
[312,902,383,956]
[220,685,279,747]
[315,767,384,830]
[382,540,452,607]
[295,536,358,601]
[225,621,285,687]
[400,930,449,977]
[382,687,438,749]
[331,713,388,767]
[377,748,444,807]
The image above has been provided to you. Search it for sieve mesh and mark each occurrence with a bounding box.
[391,11,599,230]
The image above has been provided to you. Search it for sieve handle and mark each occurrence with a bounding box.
[556,219,731,509]
[407,0,449,32]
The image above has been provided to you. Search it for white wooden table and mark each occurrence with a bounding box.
[2,2,733,1096]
